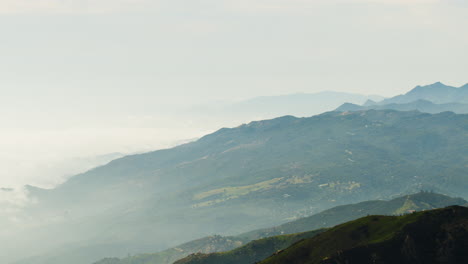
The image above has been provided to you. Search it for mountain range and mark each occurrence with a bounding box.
[4,82,468,264]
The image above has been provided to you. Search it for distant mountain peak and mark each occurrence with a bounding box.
[408,81,453,93]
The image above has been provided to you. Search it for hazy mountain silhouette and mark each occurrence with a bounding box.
[189,91,384,124]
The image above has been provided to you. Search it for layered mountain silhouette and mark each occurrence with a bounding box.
[336,82,468,114]
[7,110,468,264]
[94,192,466,264]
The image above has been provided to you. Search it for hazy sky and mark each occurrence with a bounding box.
[0,0,467,189]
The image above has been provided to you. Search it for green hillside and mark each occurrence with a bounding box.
[259,206,468,264]
[93,192,466,264]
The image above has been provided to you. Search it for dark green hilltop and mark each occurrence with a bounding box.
[258,206,468,264]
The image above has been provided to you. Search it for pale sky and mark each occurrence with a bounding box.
[0,0,467,190]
